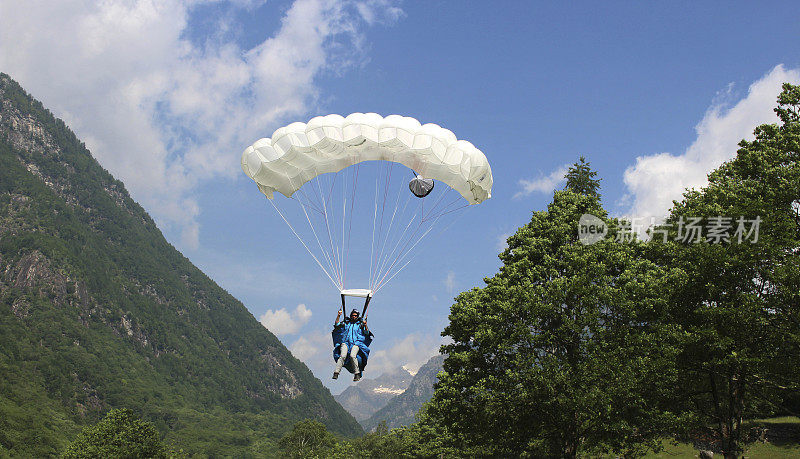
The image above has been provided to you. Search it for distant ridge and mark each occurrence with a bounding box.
[362,354,445,432]
[0,73,361,457]
[334,366,413,422]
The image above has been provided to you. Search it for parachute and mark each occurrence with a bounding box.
[241,113,492,300]
[409,175,434,198]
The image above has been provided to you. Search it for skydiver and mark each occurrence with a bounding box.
[332,308,371,382]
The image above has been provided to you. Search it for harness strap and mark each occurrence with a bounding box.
[361,295,372,320]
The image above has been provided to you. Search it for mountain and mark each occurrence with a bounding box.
[0,73,362,457]
[334,366,413,422]
[362,354,445,432]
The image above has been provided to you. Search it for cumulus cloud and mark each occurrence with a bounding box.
[0,0,401,249]
[496,232,511,252]
[288,327,339,388]
[515,164,569,198]
[367,332,442,376]
[623,65,800,218]
[355,0,405,25]
[259,303,312,336]
[289,329,330,362]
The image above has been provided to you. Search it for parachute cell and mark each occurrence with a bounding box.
[241,113,492,205]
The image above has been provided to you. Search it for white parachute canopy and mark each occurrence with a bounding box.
[242,113,492,295]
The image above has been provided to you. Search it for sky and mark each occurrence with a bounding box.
[1,0,799,394]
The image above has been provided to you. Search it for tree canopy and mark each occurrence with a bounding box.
[61,409,173,459]
[660,82,800,457]
[564,156,601,198]
[417,161,685,457]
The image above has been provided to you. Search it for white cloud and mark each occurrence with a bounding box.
[515,165,569,198]
[259,303,312,336]
[444,271,456,295]
[0,0,401,249]
[496,232,511,252]
[289,330,330,362]
[367,332,442,376]
[355,0,405,25]
[288,327,338,388]
[623,65,800,218]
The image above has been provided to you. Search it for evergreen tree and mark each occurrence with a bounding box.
[564,156,601,197]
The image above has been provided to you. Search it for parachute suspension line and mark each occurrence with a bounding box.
[325,166,338,208]
[374,221,439,292]
[306,173,344,286]
[374,188,469,293]
[307,169,340,285]
[374,197,469,292]
[370,161,393,289]
[374,204,419,279]
[340,160,349,288]
[421,183,451,221]
[296,187,323,215]
[371,160,401,290]
[373,217,424,292]
[343,162,360,289]
[268,198,341,290]
[291,175,342,288]
[311,175,343,284]
[423,187,468,222]
[368,163,380,292]
[371,162,408,289]
[375,203,464,293]
[428,201,469,221]
[372,184,422,289]
[314,170,341,290]
[324,170,344,287]
[372,177,427,290]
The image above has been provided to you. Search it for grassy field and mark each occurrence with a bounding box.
[644,417,800,458]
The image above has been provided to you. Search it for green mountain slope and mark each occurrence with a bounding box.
[0,73,362,457]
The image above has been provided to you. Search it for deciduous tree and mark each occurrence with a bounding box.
[663,83,800,458]
[421,159,685,457]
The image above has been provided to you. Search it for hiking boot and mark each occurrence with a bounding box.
[332,372,339,380]
[353,373,361,382]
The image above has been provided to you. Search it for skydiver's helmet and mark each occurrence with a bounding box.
[349,309,360,321]
[409,175,434,198]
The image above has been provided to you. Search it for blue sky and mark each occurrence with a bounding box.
[1,0,799,393]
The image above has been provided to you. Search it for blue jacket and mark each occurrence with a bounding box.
[332,319,373,373]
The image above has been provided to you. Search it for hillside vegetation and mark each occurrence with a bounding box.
[0,73,361,457]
